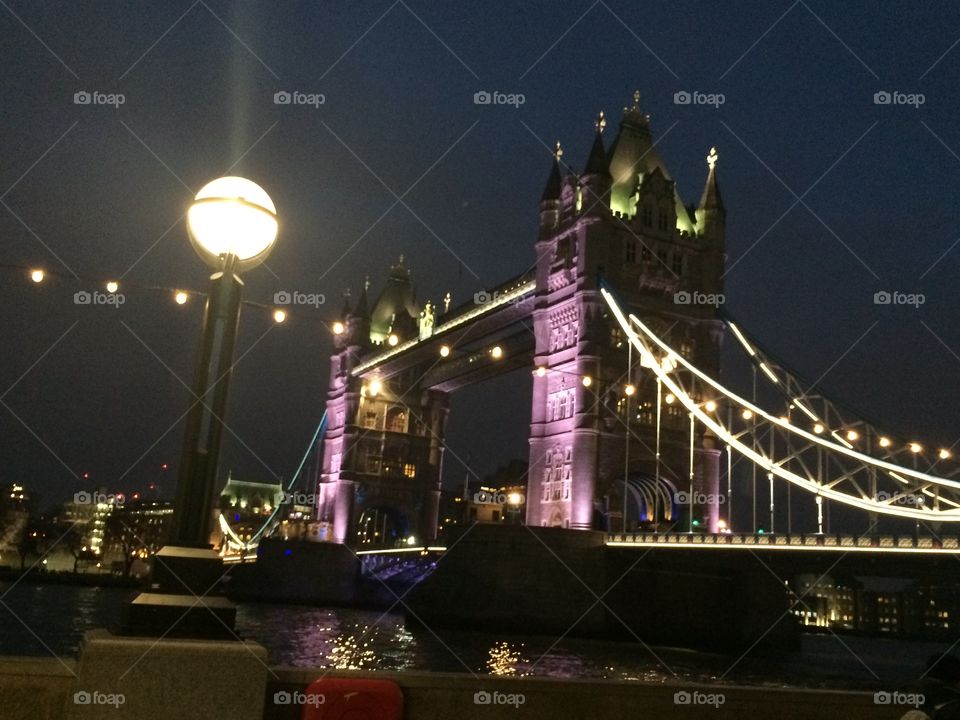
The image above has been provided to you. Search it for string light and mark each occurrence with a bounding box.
[174,291,188,305]
[30,269,44,283]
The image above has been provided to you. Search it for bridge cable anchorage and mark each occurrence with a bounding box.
[600,287,960,522]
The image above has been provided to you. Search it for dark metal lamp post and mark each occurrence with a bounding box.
[126,177,278,639]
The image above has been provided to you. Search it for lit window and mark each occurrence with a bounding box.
[403,463,416,478]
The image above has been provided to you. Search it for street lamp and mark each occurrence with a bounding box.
[128,176,277,639]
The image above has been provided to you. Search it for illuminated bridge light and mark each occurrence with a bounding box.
[581,375,592,387]
[704,400,717,412]
[879,437,891,448]
[940,449,952,460]
[663,392,674,404]
[535,366,546,377]
[332,321,345,335]
[813,423,825,434]
[440,345,450,358]
[174,290,189,305]
[388,333,399,346]
[741,409,753,420]
[624,384,636,397]
[272,309,287,324]
[491,345,503,359]
[368,378,382,396]
[30,269,44,283]
[758,362,779,384]
[910,443,923,454]
[106,280,119,293]
[846,430,859,442]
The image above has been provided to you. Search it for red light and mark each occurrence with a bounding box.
[160,464,168,471]
[132,493,140,500]
[82,472,90,480]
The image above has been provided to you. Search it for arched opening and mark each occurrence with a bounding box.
[356,506,410,548]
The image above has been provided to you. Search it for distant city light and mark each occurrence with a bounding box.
[30,269,44,283]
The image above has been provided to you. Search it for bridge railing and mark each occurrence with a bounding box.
[605,532,960,550]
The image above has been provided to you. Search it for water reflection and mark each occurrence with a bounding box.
[0,583,945,691]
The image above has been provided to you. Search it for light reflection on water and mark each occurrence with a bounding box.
[0,583,947,689]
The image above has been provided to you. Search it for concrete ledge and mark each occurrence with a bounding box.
[266,668,906,720]
[0,657,76,720]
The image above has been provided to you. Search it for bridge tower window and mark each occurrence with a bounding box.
[385,406,408,433]
[625,239,637,263]
[642,205,653,227]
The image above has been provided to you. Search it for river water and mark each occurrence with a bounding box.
[0,582,944,690]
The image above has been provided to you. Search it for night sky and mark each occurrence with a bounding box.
[2,1,959,514]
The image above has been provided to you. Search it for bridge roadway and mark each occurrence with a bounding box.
[607,531,960,553]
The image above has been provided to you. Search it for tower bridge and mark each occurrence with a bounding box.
[292,90,960,551]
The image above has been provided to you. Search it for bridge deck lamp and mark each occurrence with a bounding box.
[30,269,44,283]
[128,176,277,639]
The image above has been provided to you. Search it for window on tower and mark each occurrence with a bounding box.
[642,205,653,227]
[625,239,637,263]
[658,208,669,231]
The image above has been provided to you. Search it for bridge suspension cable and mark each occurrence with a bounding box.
[601,287,960,522]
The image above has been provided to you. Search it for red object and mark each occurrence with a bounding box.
[300,678,403,719]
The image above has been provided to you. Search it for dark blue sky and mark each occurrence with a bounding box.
[2,1,960,510]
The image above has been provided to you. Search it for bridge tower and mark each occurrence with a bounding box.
[316,260,448,546]
[526,93,727,532]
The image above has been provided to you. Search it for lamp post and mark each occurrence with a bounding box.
[127,177,278,638]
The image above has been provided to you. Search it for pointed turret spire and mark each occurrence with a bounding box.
[352,276,370,318]
[540,141,564,202]
[698,147,723,211]
[584,111,610,177]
